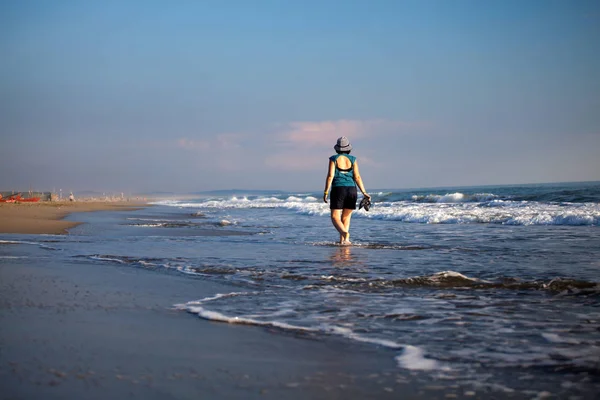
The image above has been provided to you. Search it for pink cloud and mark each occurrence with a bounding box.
[265,119,430,171]
[283,120,369,148]
[264,151,327,171]
[215,133,243,149]
[276,119,430,149]
[357,155,384,168]
[174,119,432,173]
[176,133,246,152]
[176,138,211,151]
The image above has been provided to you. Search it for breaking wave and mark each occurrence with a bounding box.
[80,254,600,295]
[175,292,446,371]
[154,194,600,226]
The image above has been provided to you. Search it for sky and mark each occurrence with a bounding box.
[1,0,599,193]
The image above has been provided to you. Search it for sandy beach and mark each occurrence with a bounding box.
[0,201,146,235]
[2,191,598,399]
[1,239,413,400]
[0,203,416,399]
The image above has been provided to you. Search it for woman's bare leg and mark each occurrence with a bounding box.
[330,209,348,244]
[341,209,353,244]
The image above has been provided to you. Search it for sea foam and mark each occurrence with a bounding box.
[156,194,600,226]
[395,345,446,371]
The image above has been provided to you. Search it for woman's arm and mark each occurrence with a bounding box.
[323,160,335,203]
[353,161,370,199]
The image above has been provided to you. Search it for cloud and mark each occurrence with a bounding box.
[215,133,244,150]
[265,119,430,171]
[357,155,384,168]
[176,133,244,152]
[171,119,431,174]
[263,152,326,171]
[174,133,250,173]
[176,138,211,151]
[279,120,370,148]
[275,119,431,149]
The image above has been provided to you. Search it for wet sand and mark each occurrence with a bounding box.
[0,202,146,234]
[0,254,428,400]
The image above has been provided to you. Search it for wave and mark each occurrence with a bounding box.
[83,254,164,268]
[310,241,432,250]
[126,221,235,228]
[0,239,59,251]
[77,249,600,378]
[82,254,600,295]
[411,192,500,203]
[175,292,446,371]
[358,203,599,225]
[174,287,599,376]
[176,290,600,375]
[303,271,600,294]
[382,272,599,292]
[0,240,40,245]
[153,189,600,226]
[396,345,447,371]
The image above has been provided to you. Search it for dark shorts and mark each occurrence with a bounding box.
[330,186,357,210]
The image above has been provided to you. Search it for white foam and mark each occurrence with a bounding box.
[178,291,408,347]
[412,192,499,203]
[0,240,40,245]
[255,197,283,203]
[129,223,165,227]
[179,291,257,305]
[395,345,445,371]
[186,305,315,332]
[359,201,600,226]
[183,302,405,349]
[438,192,466,203]
[324,326,403,349]
[541,332,582,345]
[126,218,170,221]
[154,195,600,225]
[433,271,476,280]
[429,271,486,283]
[89,256,126,263]
[138,260,156,267]
[150,200,182,206]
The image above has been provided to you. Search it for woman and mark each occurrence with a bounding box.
[323,136,370,245]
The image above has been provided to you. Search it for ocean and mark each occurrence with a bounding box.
[2,181,599,398]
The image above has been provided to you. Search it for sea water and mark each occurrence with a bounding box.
[1,181,599,397]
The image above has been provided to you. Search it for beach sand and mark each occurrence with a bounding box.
[0,203,435,399]
[0,252,424,400]
[0,201,146,235]
[0,201,489,399]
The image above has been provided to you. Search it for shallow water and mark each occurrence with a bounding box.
[2,182,599,398]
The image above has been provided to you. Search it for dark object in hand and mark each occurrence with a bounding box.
[359,197,371,211]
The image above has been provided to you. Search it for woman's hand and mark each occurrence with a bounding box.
[323,192,328,203]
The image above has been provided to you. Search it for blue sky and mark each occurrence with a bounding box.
[1,0,599,193]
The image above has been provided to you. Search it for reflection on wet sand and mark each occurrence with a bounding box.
[330,245,353,267]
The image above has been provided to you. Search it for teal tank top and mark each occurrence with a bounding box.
[330,154,357,187]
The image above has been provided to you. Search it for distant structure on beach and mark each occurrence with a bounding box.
[0,191,52,201]
[0,190,147,203]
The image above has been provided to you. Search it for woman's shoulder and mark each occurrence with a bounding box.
[329,154,357,162]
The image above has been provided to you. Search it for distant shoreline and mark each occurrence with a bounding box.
[0,201,148,235]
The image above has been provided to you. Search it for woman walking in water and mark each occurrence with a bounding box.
[323,136,370,245]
